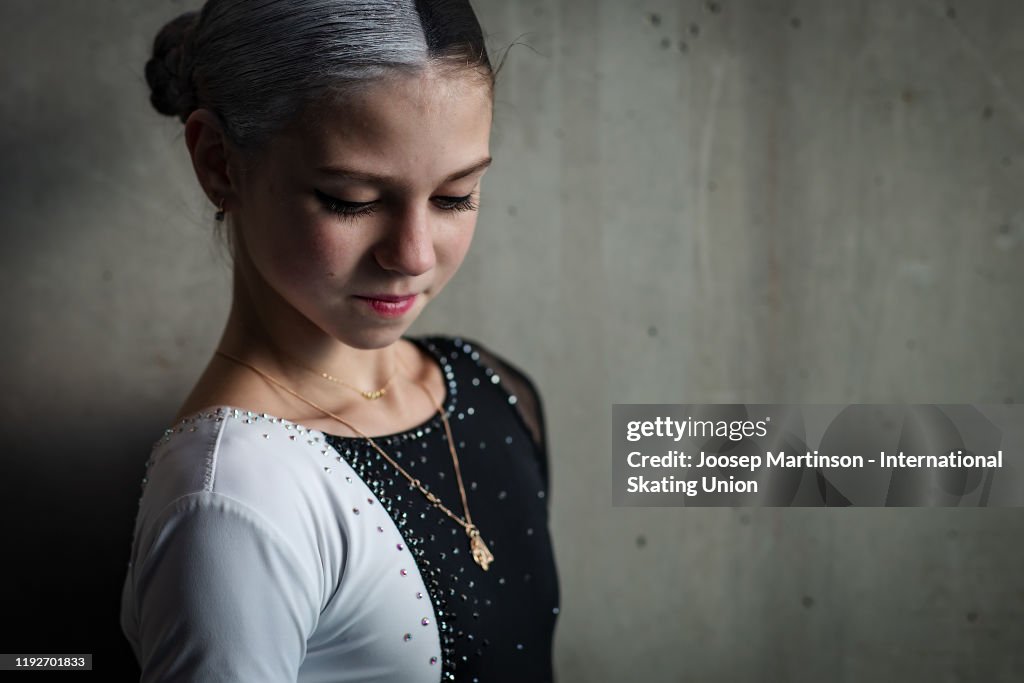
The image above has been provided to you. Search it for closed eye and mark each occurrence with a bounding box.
[315,189,377,218]
[433,193,479,212]
[315,189,479,219]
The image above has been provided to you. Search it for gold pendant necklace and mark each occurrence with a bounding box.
[214,349,494,571]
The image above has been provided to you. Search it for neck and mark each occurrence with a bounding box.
[215,261,405,396]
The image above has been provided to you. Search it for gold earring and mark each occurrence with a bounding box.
[214,198,226,222]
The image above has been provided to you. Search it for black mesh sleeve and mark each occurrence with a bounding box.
[465,339,549,493]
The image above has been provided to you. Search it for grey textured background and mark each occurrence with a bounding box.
[2,0,1022,680]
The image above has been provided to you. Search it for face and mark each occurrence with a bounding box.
[229,69,493,350]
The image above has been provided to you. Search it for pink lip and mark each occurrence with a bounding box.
[357,293,418,302]
[355,294,418,318]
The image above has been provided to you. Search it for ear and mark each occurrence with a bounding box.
[184,109,240,211]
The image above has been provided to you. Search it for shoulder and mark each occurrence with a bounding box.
[128,408,354,592]
[139,407,334,518]
[420,334,544,402]
[420,334,549,467]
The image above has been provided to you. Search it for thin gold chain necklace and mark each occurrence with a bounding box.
[278,347,400,400]
[213,348,495,571]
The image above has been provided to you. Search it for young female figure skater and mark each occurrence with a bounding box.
[120,2,559,680]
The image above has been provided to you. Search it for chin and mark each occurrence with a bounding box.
[333,322,416,350]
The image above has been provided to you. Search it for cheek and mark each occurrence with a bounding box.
[254,214,356,290]
[244,177,355,282]
[442,218,477,268]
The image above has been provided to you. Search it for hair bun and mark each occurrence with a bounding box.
[145,11,199,122]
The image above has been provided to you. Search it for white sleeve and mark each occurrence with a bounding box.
[130,490,318,682]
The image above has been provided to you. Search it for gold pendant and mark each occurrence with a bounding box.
[467,525,494,571]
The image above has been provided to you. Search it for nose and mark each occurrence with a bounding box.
[374,202,436,276]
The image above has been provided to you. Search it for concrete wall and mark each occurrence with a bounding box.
[1,1,1021,680]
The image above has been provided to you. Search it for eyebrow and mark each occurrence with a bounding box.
[317,156,493,184]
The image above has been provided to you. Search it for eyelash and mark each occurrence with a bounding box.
[314,190,479,219]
